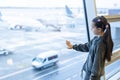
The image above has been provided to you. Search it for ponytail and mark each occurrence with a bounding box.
[92,16,114,62]
[103,23,114,62]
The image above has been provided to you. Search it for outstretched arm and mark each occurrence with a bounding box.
[66,40,90,52]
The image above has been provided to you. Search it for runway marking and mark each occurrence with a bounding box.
[33,56,86,80]
[0,54,87,80]
[32,54,87,76]
[59,54,86,65]
[65,74,78,80]
[0,67,32,80]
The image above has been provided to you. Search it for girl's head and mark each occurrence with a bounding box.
[91,16,107,35]
[92,16,114,62]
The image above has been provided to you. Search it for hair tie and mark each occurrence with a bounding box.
[97,19,101,22]
[106,25,109,28]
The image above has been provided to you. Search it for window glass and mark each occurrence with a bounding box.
[95,0,120,50]
[95,0,120,16]
[48,55,58,61]
[33,57,43,62]
[0,0,88,51]
[0,0,88,75]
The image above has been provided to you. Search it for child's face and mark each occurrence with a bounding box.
[91,22,102,35]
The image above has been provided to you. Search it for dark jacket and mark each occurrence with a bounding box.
[73,36,106,80]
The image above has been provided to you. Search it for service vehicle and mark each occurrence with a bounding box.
[32,50,59,69]
[0,48,11,55]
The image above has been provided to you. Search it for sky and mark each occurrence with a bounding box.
[95,0,120,8]
[0,0,82,7]
[0,0,120,8]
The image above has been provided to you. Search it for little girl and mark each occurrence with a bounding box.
[66,16,113,80]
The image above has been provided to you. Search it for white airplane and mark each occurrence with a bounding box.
[1,16,47,31]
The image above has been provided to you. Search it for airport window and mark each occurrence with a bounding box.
[0,0,120,80]
[0,0,88,46]
[95,0,120,16]
[0,0,89,79]
[95,0,120,50]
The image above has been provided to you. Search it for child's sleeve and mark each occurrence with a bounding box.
[73,42,90,52]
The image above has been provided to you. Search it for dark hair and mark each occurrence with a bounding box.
[92,16,106,31]
[92,16,114,62]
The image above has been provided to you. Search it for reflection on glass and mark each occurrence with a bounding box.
[95,0,120,50]
[95,0,120,16]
